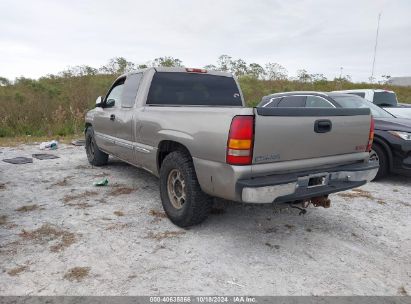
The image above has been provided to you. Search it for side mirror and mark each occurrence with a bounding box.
[95,96,103,107]
[106,99,115,108]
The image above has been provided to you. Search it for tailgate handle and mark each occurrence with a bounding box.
[314,120,332,133]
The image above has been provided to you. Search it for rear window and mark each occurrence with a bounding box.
[373,91,398,107]
[332,95,393,118]
[146,72,242,106]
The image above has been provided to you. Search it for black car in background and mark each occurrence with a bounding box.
[259,92,411,179]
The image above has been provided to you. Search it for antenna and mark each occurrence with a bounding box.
[370,12,382,82]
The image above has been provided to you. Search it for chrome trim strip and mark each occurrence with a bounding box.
[95,132,115,143]
[94,132,154,154]
[133,142,152,154]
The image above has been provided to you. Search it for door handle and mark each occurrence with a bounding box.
[110,114,115,121]
[314,119,332,133]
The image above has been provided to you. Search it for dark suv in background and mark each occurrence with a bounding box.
[259,92,411,179]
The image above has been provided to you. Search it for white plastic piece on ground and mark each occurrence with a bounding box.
[39,140,58,150]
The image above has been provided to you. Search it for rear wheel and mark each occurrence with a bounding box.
[370,143,388,180]
[85,126,108,166]
[159,151,212,227]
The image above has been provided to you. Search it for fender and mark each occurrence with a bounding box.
[373,136,394,170]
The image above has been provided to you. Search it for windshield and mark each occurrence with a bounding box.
[333,95,394,118]
[373,91,398,107]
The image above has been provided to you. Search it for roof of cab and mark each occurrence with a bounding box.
[119,67,233,78]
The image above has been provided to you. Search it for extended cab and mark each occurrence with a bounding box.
[85,68,378,227]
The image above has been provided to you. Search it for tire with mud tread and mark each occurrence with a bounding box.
[159,151,212,227]
[85,126,108,166]
[370,143,388,180]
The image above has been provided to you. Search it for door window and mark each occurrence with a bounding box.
[122,73,142,108]
[105,78,125,108]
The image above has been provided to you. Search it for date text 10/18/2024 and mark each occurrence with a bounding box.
[149,296,257,303]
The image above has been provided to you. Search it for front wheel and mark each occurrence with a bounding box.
[159,151,212,227]
[370,144,388,180]
[85,126,108,166]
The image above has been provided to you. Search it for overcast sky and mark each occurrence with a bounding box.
[1,0,410,82]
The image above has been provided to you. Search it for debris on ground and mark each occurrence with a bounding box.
[63,267,90,282]
[338,188,374,200]
[265,242,280,249]
[7,266,28,277]
[398,286,408,296]
[146,230,186,241]
[149,209,167,218]
[227,280,245,288]
[264,227,277,234]
[32,153,59,160]
[63,191,98,203]
[2,157,33,165]
[39,140,58,150]
[94,178,108,187]
[108,186,135,195]
[52,176,73,187]
[0,215,7,225]
[19,224,76,252]
[113,211,124,216]
[15,205,39,212]
[105,223,131,230]
[71,139,86,146]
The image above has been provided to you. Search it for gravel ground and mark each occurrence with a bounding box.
[0,144,410,296]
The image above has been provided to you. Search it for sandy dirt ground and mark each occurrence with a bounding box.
[0,144,410,296]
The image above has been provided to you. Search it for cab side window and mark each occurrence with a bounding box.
[306,96,334,108]
[121,73,142,108]
[105,78,125,108]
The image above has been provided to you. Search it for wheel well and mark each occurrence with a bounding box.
[157,141,191,170]
[85,123,92,133]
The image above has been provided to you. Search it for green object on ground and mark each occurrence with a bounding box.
[94,178,108,186]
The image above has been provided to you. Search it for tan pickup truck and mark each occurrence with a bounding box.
[85,67,378,227]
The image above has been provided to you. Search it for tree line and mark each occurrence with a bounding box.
[0,55,410,138]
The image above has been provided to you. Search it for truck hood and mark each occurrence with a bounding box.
[375,117,411,132]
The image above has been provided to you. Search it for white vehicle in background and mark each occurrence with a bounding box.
[332,89,398,107]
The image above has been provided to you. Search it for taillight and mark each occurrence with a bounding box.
[366,117,375,152]
[186,68,207,73]
[227,116,254,165]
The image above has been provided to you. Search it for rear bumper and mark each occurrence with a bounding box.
[237,161,379,203]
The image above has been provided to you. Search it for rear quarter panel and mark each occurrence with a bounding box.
[135,106,253,174]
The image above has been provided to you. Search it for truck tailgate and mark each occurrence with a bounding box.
[253,107,371,164]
